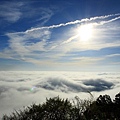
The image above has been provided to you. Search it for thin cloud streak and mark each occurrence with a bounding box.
[25,13,120,33]
[100,16,120,25]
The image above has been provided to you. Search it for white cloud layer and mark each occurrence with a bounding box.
[0,71,120,118]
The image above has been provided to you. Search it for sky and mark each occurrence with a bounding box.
[0,0,120,71]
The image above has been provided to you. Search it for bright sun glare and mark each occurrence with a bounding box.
[77,24,93,41]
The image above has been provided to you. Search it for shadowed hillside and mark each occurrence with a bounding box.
[2,92,120,120]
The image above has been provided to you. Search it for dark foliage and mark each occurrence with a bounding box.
[84,93,120,120]
[2,92,120,120]
[2,96,80,120]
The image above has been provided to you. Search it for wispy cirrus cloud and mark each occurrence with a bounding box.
[0,1,24,22]
[0,13,120,68]
[32,7,54,26]
[0,1,54,25]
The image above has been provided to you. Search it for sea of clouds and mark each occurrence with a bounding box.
[0,71,120,118]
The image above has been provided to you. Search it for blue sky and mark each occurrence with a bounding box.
[0,0,120,71]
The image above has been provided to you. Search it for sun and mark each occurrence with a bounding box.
[77,24,93,41]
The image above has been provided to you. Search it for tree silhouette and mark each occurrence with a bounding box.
[2,96,80,120]
[113,92,120,119]
[2,93,120,120]
[96,94,112,105]
[114,92,120,105]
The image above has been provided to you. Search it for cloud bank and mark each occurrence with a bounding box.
[0,71,120,118]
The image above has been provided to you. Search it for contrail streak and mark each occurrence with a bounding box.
[25,13,120,33]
